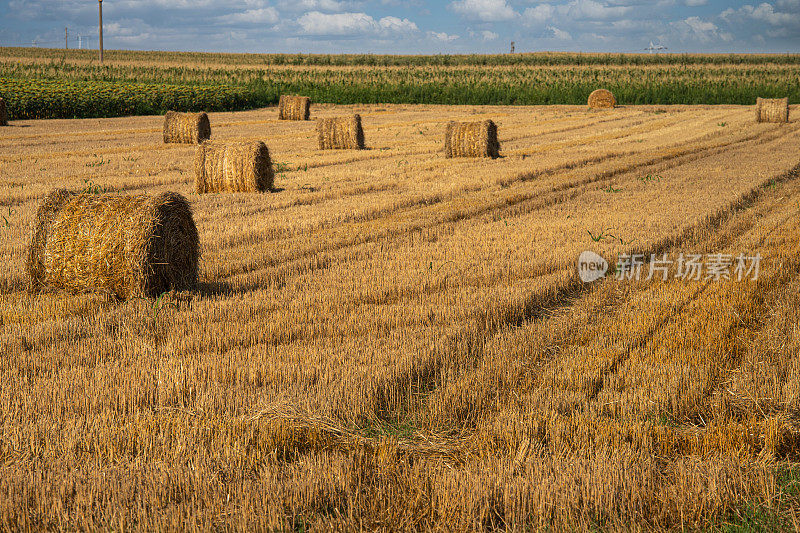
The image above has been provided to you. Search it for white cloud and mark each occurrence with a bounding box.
[522,0,630,25]
[684,16,717,33]
[297,11,418,36]
[298,11,375,34]
[739,3,796,26]
[378,16,419,32]
[449,0,516,22]
[481,30,499,40]
[674,16,733,42]
[585,32,613,41]
[547,25,572,40]
[684,0,707,5]
[719,1,800,44]
[105,22,136,37]
[277,0,349,12]
[381,0,424,5]
[114,0,265,9]
[101,18,158,45]
[561,0,632,20]
[522,4,555,24]
[218,7,279,24]
[427,31,460,42]
[611,19,654,30]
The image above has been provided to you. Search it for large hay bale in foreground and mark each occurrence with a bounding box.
[0,98,7,126]
[278,95,311,121]
[195,141,274,193]
[163,111,211,144]
[26,190,199,299]
[755,97,789,123]
[588,89,616,109]
[317,114,365,150]
[444,120,500,158]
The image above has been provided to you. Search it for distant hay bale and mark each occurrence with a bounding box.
[0,98,7,126]
[755,97,789,123]
[163,111,211,144]
[588,89,616,109]
[26,190,199,299]
[317,114,365,150]
[278,95,311,121]
[444,120,500,158]
[195,141,274,193]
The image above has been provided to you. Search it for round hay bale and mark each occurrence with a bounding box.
[26,190,199,299]
[278,95,311,121]
[755,97,789,123]
[0,98,7,126]
[444,120,500,158]
[588,89,616,109]
[317,114,365,150]
[195,141,274,193]
[163,111,211,144]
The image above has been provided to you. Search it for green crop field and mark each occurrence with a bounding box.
[1,47,799,119]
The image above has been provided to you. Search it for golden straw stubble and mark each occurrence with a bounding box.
[444,120,500,158]
[195,141,274,193]
[26,190,200,299]
[278,95,311,121]
[755,97,789,123]
[588,89,616,109]
[317,114,365,150]
[163,111,211,144]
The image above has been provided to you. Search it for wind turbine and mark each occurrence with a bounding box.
[645,41,667,53]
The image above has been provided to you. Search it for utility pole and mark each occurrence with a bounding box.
[98,0,104,63]
[65,27,68,49]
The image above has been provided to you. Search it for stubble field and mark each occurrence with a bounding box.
[1,102,800,530]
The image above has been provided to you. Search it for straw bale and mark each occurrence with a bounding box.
[755,97,789,123]
[26,190,199,299]
[444,120,500,158]
[194,141,274,193]
[278,95,311,121]
[163,111,211,144]
[588,89,616,109]
[316,114,365,150]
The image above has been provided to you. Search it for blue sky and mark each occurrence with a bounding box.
[1,1,798,54]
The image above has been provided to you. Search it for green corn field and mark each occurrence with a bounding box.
[1,47,799,119]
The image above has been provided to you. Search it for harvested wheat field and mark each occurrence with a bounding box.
[1,103,800,530]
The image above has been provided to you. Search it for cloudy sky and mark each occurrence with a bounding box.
[1,0,798,54]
